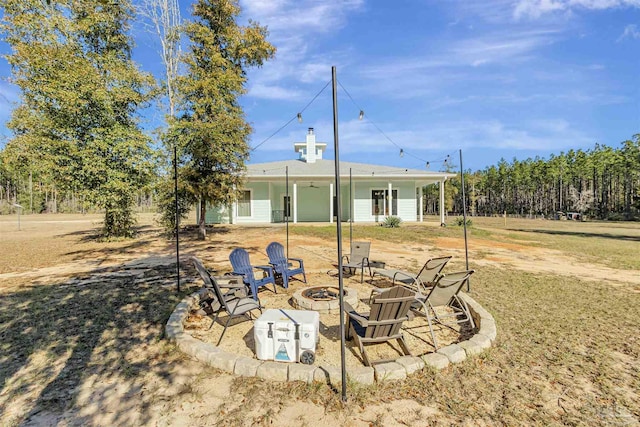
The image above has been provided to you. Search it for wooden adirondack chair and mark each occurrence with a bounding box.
[265,241,307,288]
[344,286,415,366]
[229,248,277,300]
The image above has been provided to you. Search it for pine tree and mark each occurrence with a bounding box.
[173,0,275,239]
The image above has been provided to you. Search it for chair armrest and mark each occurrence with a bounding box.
[287,257,304,268]
[345,311,369,328]
[215,274,245,288]
[341,254,350,263]
[254,265,274,276]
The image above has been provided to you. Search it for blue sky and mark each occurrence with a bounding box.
[1,0,639,172]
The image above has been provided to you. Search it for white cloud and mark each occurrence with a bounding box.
[248,83,304,100]
[242,0,364,36]
[514,0,640,19]
[618,24,640,40]
[319,117,592,154]
[241,0,365,98]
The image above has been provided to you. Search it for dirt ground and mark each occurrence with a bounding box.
[1,213,639,426]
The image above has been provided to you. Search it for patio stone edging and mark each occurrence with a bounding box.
[165,289,497,385]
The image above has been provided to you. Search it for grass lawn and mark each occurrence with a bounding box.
[0,214,638,425]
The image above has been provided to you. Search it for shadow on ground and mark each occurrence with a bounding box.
[0,256,199,425]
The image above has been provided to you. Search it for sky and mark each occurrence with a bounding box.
[1,0,640,172]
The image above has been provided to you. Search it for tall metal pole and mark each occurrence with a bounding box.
[174,145,181,293]
[460,149,470,292]
[286,166,289,259]
[332,66,347,401]
[349,168,353,251]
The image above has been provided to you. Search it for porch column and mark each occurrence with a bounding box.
[419,186,424,222]
[268,182,272,223]
[231,185,237,224]
[293,182,298,223]
[439,180,446,226]
[329,182,334,223]
[351,180,355,222]
[388,182,393,217]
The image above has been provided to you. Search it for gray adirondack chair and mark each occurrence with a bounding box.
[344,286,415,366]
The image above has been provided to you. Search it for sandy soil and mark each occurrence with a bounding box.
[2,214,639,426]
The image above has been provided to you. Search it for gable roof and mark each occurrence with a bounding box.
[246,159,456,183]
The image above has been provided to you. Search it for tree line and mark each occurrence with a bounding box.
[0,0,274,239]
[423,137,639,221]
[1,1,638,239]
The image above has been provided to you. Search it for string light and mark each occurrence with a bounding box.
[252,78,458,172]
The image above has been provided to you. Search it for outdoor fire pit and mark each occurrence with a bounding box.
[291,286,358,314]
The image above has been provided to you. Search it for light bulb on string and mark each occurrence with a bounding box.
[297,113,303,123]
[399,149,404,158]
[359,110,364,120]
[426,161,430,169]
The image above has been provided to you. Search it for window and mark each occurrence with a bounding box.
[372,190,385,215]
[283,195,291,219]
[371,189,397,216]
[237,190,251,217]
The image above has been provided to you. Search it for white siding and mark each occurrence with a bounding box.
[235,182,271,223]
[352,180,417,222]
[204,179,420,224]
[395,181,417,222]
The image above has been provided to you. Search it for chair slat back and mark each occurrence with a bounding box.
[266,242,285,261]
[229,248,256,280]
[416,256,452,285]
[426,270,474,307]
[266,242,286,271]
[366,286,415,339]
[192,257,228,310]
[349,241,371,264]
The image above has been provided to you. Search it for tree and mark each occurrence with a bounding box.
[138,0,192,234]
[173,0,275,239]
[2,0,155,237]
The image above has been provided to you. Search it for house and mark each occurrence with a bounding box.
[204,128,456,225]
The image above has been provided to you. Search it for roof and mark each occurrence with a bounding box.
[246,159,456,182]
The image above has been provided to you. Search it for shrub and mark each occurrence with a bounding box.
[455,217,473,227]
[381,216,402,228]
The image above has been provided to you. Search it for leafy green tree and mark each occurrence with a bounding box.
[1,0,155,237]
[173,0,275,239]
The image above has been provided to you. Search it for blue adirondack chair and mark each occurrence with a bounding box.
[229,248,277,300]
[266,242,307,288]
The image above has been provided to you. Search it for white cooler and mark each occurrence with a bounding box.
[254,309,319,364]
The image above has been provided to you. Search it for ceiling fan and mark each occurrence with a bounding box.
[308,182,320,189]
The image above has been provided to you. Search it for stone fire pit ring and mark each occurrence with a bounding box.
[291,286,358,314]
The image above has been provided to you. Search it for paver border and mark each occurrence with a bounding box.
[165,288,497,385]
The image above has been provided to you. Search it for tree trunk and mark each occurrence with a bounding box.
[198,199,207,240]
